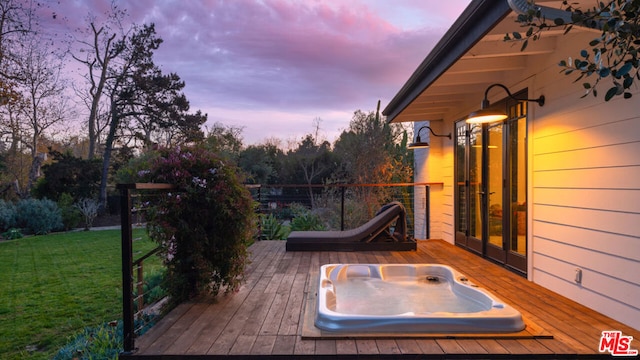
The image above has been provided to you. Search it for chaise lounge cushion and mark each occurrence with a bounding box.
[285,201,416,251]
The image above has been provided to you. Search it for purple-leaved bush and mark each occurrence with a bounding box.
[139,145,256,304]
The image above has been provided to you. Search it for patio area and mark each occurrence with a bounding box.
[121,239,639,359]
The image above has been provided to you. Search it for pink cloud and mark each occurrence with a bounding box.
[42,0,470,144]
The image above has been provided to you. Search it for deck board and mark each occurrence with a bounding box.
[395,338,422,354]
[250,334,275,354]
[475,339,510,354]
[313,338,336,355]
[416,339,444,354]
[456,339,489,354]
[122,240,640,359]
[335,339,358,355]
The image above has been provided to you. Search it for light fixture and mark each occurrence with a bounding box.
[407,125,452,149]
[466,83,545,124]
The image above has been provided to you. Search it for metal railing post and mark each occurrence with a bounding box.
[118,183,175,356]
[340,186,345,231]
[425,185,431,239]
[120,185,135,354]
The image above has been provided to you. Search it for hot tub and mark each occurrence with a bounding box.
[315,264,525,333]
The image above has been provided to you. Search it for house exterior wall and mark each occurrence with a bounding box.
[412,121,450,240]
[530,30,640,331]
[530,96,640,331]
[530,34,640,331]
[414,31,640,330]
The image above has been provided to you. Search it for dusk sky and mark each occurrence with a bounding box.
[44,0,472,146]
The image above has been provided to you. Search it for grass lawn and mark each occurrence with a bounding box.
[0,228,161,360]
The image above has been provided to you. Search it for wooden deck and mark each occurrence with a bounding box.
[121,240,639,359]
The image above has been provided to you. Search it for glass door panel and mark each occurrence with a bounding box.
[486,123,506,262]
[509,117,527,254]
[468,125,483,254]
[506,115,527,273]
[455,123,468,248]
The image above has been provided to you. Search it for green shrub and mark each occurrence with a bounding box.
[275,205,294,220]
[288,202,310,217]
[16,198,63,234]
[290,213,325,231]
[32,150,102,202]
[0,200,17,232]
[52,323,122,360]
[290,209,326,231]
[53,316,159,360]
[133,269,167,311]
[1,228,22,240]
[138,145,256,305]
[260,213,288,240]
[58,193,81,231]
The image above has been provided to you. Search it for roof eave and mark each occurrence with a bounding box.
[383,0,511,122]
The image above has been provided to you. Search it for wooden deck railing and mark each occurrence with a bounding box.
[119,182,440,354]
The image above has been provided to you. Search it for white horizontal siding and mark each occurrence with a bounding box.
[534,142,640,171]
[534,117,640,154]
[532,263,640,330]
[533,188,640,214]
[533,253,640,312]
[413,185,428,240]
[533,166,640,190]
[531,66,640,329]
[441,146,455,243]
[533,204,640,238]
[412,121,454,242]
[534,221,640,262]
[533,237,639,287]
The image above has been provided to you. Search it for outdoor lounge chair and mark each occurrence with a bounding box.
[285,201,417,251]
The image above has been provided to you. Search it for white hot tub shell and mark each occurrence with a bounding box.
[315,264,525,333]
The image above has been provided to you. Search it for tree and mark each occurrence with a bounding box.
[0,0,35,104]
[75,197,100,230]
[32,149,102,202]
[14,32,71,196]
[96,23,205,210]
[333,109,412,214]
[334,109,410,184]
[96,23,160,210]
[123,70,206,149]
[286,134,335,208]
[0,0,48,199]
[72,5,127,159]
[0,0,25,147]
[0,98,29,199]
[202,122,244,162]
[151,109,207,148]
[238,143,284,184]
[506,0,640,100]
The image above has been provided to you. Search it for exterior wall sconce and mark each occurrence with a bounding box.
[407,125,452,149]
[466,83,545,124]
